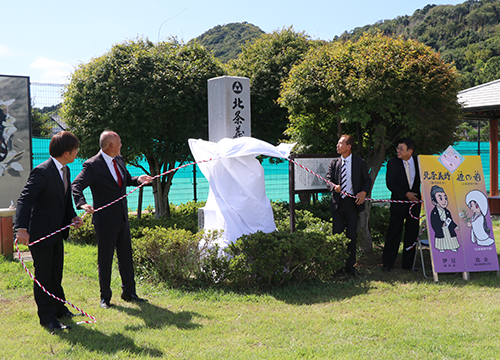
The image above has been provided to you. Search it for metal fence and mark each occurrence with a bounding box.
[30,82,496,212]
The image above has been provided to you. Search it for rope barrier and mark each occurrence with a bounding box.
[287,158,424,220]
[17,154,424,325]
[16,157,215,325]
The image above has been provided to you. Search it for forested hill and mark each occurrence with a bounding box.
[190,22,264,63]
[336,0,500,89]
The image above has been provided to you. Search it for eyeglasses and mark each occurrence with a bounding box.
[396,146,407,151]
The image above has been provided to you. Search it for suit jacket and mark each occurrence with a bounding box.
[430,206,458,238]
[326,154,372,213]
[72,152,139,227]
[386,156,421,201]
[15,158,76,245]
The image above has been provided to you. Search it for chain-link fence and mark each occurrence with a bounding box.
[30,82,496,211]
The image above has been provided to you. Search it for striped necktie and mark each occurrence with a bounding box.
[341,159,347,198]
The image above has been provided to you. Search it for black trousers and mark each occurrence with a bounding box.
[30,239,69,324]
[332,197,358,270]
[383,202,422,269]
[95,220,136,300]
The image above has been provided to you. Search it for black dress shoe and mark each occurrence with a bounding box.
[43,320,71,331]
[100,298,111,309]
[121,293,147,302]
[382,266,391,272]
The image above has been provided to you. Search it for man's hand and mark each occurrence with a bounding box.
[16,229,30,246]
[334,184,341,193]
[138,175,152,184]
[406,191,419,202]
[71,216,84,229]
[355,191,367,205]
[81,203,95,214]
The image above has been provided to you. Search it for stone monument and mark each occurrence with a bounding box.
[207,76,251,142]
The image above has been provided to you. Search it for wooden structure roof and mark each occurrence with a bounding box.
[457,79,500,205]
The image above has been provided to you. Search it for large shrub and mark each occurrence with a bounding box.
[132,226,220,285]
[223,230,348,288]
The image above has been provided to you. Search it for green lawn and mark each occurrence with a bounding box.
[1,230,500,359]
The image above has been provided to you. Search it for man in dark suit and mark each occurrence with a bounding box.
[72,131,151,309]
[383,138,421,271]
[326,135,372,276]
[15,131,83,331]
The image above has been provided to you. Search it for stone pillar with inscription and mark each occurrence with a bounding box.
[198,75,265,250]
[208,76,251,142]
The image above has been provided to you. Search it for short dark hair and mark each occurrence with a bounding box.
[398,138,415,152]
[341,134,355,149]
[49,131,79,158]
[430,185,445,203]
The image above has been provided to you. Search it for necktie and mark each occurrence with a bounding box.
[62,165,68,193]
[340,159,347,198]
[113,159,123,188]
[404,160,411,187]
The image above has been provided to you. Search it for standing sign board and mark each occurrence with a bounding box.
[0,75,31,208]
[419,146,499,280]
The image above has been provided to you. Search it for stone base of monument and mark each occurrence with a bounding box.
[198,206,229,249]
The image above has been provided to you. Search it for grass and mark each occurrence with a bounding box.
[1,226,500,359]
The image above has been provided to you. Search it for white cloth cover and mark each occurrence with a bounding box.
[188,137,295,249]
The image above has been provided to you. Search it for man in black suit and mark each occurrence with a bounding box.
[326,135,372,276]
[72,131,151,309]
[15,131,83,331]
[382,138,421,271]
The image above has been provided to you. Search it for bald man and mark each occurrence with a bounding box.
[72,131,151,309]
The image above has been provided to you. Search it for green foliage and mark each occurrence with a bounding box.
[272,200,332,233]
[69,213,97,245]
[62,38,224,218]
[295,195,332,222]
[336,0,500,89]
[132,226,208,285]
[458,119,492,141]
[224,230,348,288]
[198,243,232,285]
[130,201,206,237]
[70,201,206,245]
[227,27,320,145]
[280,32,462,171]
[369,204,391,245]
[190,22,265,63]
[30,108,53,137]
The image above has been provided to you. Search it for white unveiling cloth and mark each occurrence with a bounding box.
[188,137,295,249]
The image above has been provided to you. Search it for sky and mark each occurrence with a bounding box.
[2,0,466,84]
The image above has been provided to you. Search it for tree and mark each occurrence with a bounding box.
[62,38,224,218]
[279,32,462,252]
[190,22,265,63]
[31,107,53,137]
[226,27,321,145]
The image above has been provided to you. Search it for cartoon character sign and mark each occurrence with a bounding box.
[429,185,460,252]
[464,190,494,247]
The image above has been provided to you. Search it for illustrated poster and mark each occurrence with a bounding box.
[419,146,499,274]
